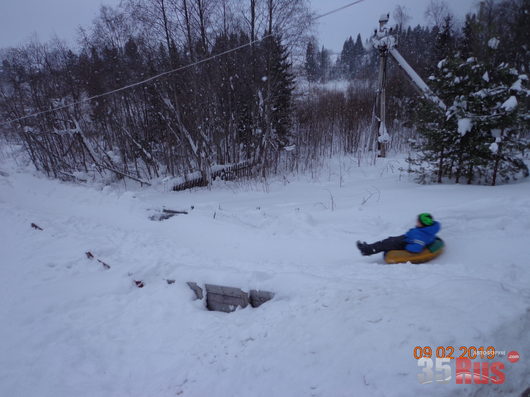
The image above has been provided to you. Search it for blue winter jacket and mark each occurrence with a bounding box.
[404,221,441,253]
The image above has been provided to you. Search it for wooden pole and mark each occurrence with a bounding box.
[374,14,390,158]
[377,48,388,158]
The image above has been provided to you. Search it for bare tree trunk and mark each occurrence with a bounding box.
[222,0,228,35]
[196,0,208,54]
[466,163,474,184]
[491,133,504,186]
[268,0,273,35]
[182,0,194,60]
[437,147,444,183]
[250,0,256,42]
[160,0,173,56]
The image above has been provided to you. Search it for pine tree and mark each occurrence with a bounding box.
[411,48,529,185]
[469,58,530,185]
[460,14,480,60]
[319,46,330,83]
[304,39,319,82]
[263,35,295,148]
[339,36,355,78]
[353,33,365,74]
[434,15,454,64]
[410,56,461,183]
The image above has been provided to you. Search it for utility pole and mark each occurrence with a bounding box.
[374,14,391,158]
[371,13,446,158]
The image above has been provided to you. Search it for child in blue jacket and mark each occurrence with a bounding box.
[357,213,441,256]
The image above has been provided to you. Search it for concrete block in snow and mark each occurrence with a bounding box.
[205,284,249,313]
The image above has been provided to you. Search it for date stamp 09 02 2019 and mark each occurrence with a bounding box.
[413,346,521,385]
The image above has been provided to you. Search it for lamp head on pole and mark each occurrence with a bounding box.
[372,13,396,51]
[379,13,390,30]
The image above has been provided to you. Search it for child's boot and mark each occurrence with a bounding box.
[357,241,375,256]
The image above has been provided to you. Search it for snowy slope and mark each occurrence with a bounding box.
[0,155,529,397]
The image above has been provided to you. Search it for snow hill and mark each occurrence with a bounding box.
[1,155,529,397]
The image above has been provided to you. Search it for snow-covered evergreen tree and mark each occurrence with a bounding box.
[473,59,530,185]
[411,38,529,185]
[409,56,461,183]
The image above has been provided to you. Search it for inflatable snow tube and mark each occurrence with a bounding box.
[384,238,445,264]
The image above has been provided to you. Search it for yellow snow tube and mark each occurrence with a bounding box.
[384,238,445,264]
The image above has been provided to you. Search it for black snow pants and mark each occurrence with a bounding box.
[367,235,407,253]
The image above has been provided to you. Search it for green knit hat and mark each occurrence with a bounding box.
[418,213,434,226]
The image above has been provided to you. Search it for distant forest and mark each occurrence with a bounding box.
[0,0,528,186]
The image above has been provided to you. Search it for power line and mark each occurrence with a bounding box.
[314,0,365,20]
[1,37,274,125]
[1,0,366,126]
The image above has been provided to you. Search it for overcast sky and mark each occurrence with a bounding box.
[0,0,121,48]
[314,0,477,52]
[0,0,477,51]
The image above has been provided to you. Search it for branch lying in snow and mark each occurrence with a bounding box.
[162,209,188,215]
[31,223,44,231]
[360,187,381,206]
[97,259,111,270]
[85,251,111,270]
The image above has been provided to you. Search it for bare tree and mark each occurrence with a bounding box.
[267,0,313,55]
[424,0,452,28]
[89,5,134,49]
[241,0,311,55]
[393,5,411,32]
[0,0,314,186]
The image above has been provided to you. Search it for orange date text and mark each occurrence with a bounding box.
[413,346,496,360]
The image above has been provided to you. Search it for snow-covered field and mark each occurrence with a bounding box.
[1,154,529,397]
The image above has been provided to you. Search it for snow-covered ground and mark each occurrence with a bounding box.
[1,154,529,397]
